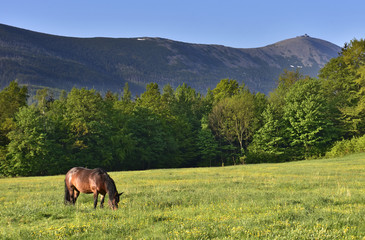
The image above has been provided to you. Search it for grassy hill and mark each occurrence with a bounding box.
[0,24,341,95]
[0,153,364,239]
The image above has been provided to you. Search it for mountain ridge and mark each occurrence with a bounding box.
[0,23,341,95]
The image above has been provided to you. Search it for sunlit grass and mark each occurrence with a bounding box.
[0,153,364,239]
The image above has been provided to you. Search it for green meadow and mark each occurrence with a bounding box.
[0,153,364,239]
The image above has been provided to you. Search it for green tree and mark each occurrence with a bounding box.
[338,39,365,135]
[42,96,71,174]
[161,84,175,116]
[269,69,303,110]
[209,89,257,164]
[121,82,132,103]
[254,92,268,129]
[59,90,68,102]
[0,81,28,172]
[125,107,179,169]
[197,116,219,166]
[2,86,75,176]
[210,90,257,151]
[136,83,162,113]
[34,88,54,114]
[283,78,337,158]
[319,39,365,137]
[4,106,48,176]
[114,83,135,114]
[248,103,289,163]
[201,88,214,116]
[212,79,240,103]
[64,88,114,168]
[0,82,28,146]
[171,83,203,166]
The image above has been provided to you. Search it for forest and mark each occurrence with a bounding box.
[0,39,364,176]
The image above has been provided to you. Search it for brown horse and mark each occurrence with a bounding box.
[64,167,123,210]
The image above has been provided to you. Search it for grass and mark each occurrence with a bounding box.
[0,153,364,239]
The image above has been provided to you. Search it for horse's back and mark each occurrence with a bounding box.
[65,167,107,194]
[67,167,105,175]
[65,167,87,176]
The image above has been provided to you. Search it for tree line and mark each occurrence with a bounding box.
[0,39,364,176]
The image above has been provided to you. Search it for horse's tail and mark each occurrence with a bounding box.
[64,180,71,204]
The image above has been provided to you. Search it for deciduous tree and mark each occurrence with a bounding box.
[283,78,337,158]
[209,89,257,153]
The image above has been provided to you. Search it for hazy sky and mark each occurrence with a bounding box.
[1,0,364,48]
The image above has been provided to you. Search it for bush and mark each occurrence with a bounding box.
[246,150,288,164]
[326,135,365,157]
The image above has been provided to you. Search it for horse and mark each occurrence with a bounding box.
[64,167,123,210]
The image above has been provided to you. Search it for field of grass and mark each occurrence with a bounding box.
[0,153,364,239]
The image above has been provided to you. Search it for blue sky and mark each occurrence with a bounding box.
[1,0,364,48]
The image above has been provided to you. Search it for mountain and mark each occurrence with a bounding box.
[0,24,341,95]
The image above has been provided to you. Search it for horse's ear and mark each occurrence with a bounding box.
[118,192,124,196]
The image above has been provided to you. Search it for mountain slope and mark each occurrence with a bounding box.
[0,24,341,95]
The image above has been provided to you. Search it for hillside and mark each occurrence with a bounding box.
[0,24,341,95]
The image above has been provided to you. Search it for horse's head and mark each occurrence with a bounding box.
[109,192,123,210]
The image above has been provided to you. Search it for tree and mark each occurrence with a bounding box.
[104,90,118,103]
[209,89,257,164]
[64,88,114,168]
[0,82,28,173]
[201,88,214,116]
[338,39,365,135]
[171,83,203,166]
[41,96,71,174]
[125,107,179,169]
[212,79,240,103]
[114,83,134,114]
[173,83,202,124]
[283,78,337,158]
[269,69,303,110]
[34,88,55,114]
[210,90,256,150]
[0,81,28,146]
[4,106,49,176]
[197,116,219,166]
[248,103,289,163]
[136,83,162,113]
[161,84,175,105]
[121,82,132,103]
[254,92,268,129]
[319,39,365,137]
[160,84,175,117]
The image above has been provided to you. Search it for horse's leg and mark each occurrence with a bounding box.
[65,181,71,204]
[93,192,98,209]
[100,194,105,208]
[74,190,80,203]
[69,188,75,204]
